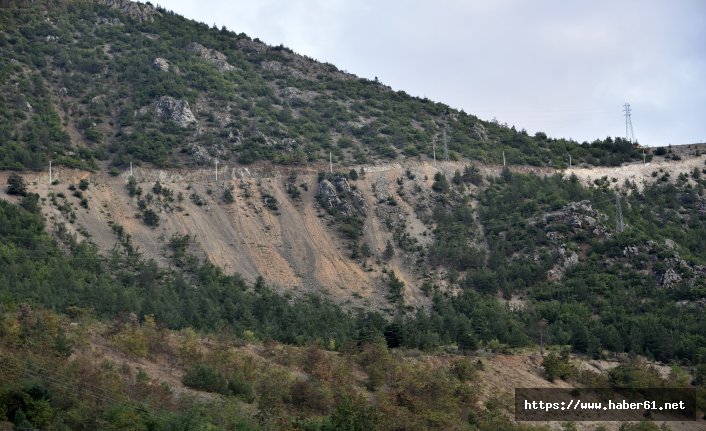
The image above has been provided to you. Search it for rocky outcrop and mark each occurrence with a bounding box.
[472,123,489,142]
[234,38,268,53]
[152,57,169,72]
[185,42,235,72]
[317,176,366,217]
[95,16,122,26]
[658,268,682,288]
[260,61,307,80]
[280,87,317,103]
[547,246,580,281]
[541,200,609,238]
[539,201,609,281]
[95,0,158,22]
[154,96,196,127]
[318,180,341,209]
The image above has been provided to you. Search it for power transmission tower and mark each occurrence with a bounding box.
[615,193,625,233]
[623,102,635,143]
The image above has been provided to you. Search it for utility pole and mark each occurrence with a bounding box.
[215,158,219,182]
[569,154,572,169]
[502,150,506,167]
[615,193,625,233]
[329,152,332,174]
[129,161,133,178]
[538,318,548,356]
[48,160,52,184]
[623,102,635,143]
[642,148,646,165]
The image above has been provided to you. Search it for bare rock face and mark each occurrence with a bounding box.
[541,200,608,237]
[95,0,158,22]
[154,96,196,127]
[317,176,367,217]
[235,37,268,53]
[659,268,682,288]
[152,57,169,72]
[332,176,351,194]
[95,16,122,26]
[318,180,341,210]
[472,123,489,142]
[260,60,307,80]
[546,246,579,281]
[185,42,235,72]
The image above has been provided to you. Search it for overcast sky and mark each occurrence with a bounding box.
[157,0,705,147]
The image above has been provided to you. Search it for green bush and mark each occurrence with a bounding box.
[223,187,234,204]
[7,174,27,196]
[142,208,159,227]
[182,363,228,394]
[542,350,577,382]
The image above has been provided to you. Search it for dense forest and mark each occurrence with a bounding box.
[420,169,706,363]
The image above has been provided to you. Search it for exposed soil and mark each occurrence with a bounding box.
[1,150,703,311]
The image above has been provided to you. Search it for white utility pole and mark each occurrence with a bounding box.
[329,152,332,174]
[215,159,219,182]
[503,150,506,167]
[48,160,52,184]
[130,161,133,178]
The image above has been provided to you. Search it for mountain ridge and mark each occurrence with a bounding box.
[0,0,649,172]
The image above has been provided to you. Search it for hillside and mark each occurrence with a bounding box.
[2,305,704,430]
[0,0,649,171]
[2,1,706,429]
[2,148,706,355]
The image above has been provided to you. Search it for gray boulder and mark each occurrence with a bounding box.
[96,0,158,22]
[318,180,341,211]
[317,176,367,217]
[154,96,196,127]
[152,57,169,72]
[186,42,235,72]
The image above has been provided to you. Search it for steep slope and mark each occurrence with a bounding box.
[3,151,705,318]
[1,164,439,309]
